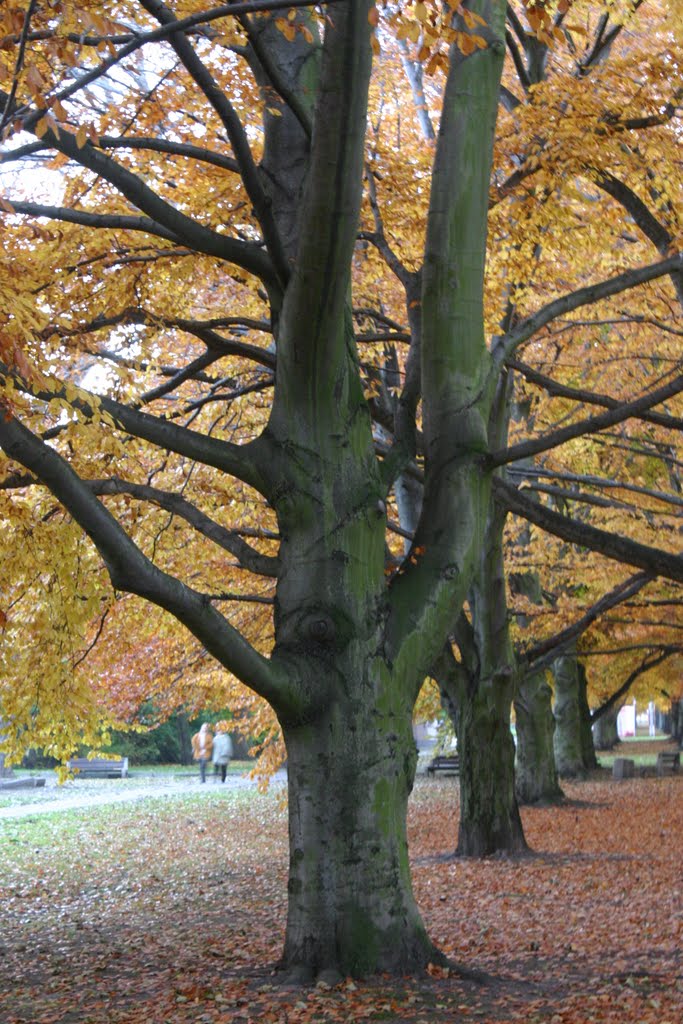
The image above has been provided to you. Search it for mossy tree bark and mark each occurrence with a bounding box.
[436,642,525,858]
[1,0,681,977]
[552,651,598,777]
[267,0,507,964]
[592,704,620,751]
[514,672,563,804]
[456,670,526,856]
[281,693,432,978]
[436,376,528,858]
[453,491,527,857]
[508,546,563,806]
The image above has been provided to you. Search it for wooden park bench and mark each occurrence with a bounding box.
[427,754,460,776]
[656,750,680,777]
[67,756,129,778]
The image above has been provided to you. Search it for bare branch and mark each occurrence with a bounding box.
[97,135,240,174]
[0,361,273,496]
[496,255,682,362]
[137,0,289,288]
[0,410,283,703]
[508,466,683,511]
[507,357,683,432]
[489,373,683,467]
[493,476,683,583]
[521,572,652,671]
[90,477,278,577]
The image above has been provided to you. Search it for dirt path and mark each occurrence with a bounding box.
[0,771,287,820]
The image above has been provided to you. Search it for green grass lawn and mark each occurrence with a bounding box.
[595,735,678,769]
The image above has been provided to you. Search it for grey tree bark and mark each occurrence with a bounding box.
[592,703,621,751]
[514,672,563,804]
[552,652,598,777]
[432,369,528,857]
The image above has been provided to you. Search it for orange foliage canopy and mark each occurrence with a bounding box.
[0,0,680,766]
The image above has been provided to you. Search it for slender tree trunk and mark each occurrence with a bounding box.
[456,669,527,856]
[577,661,598,770]
[552,652,597,776]
[176,711,192,765]
[514,672,563,804]
[592,702,621,750]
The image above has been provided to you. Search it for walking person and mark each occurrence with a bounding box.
[212,722,233,783]
[191,722,213,783]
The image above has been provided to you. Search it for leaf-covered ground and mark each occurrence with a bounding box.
[1,754,681,1024]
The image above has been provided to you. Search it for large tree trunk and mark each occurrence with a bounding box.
[281,696,436,978]
[514,672,563,804]
[0,0,507,981]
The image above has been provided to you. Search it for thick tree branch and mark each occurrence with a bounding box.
[89,477,278,577]
[593,169,683,306]
[0,410,284,704]
[97,135,240,174]
[387,0,506,673]
[3,143,277,283]
[507,358,683,433]
[595,171,677,253]
[521,572,652,671]
[271,0,374,405]
[493,477,683,583]
[1,363,274,497]
[489,373,683,467]
[5,200,182,245]
[505,30,531,92]
[496,255,683,362]
[138,0,289,289]
[238,14,313,139]
[0,74,277,284]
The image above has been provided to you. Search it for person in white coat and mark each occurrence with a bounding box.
[212,723,233,783]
